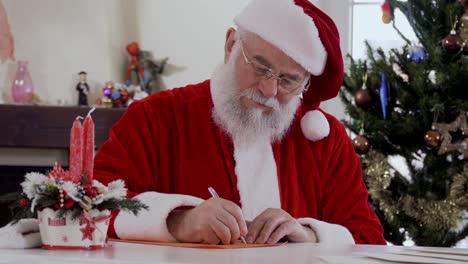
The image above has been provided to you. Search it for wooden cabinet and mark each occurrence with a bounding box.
[0,105,125,149]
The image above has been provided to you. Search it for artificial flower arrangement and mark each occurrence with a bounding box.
[4,110,147,250]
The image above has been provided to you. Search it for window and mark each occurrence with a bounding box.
[351,0,417,59]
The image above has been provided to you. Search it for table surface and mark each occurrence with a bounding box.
[0,241,467,264]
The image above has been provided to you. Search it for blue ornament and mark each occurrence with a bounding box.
[407,45,427,63]
[379,72,390,120]
[111,90,121,101]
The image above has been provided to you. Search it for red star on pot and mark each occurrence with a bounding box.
[80,223,95,241]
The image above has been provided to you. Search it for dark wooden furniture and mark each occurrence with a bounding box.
[0,104,125,149]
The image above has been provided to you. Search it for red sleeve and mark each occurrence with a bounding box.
[320,119,386,245]
[94,100,159,238]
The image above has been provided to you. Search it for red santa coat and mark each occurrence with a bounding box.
[94,80,386,245]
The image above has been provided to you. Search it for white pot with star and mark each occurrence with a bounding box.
[38,208,111,249]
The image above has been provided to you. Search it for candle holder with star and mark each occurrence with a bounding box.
[4,109,147,250]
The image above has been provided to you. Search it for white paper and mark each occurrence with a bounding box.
[360,252,467,264]
[398,250,468,262]
[404,247,468,256]
[320,255,387,264]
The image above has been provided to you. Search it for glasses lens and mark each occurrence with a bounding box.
[251,62,273,78]
[279,77,299,91]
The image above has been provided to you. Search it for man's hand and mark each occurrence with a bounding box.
[167,198,248,245]
[246,208,317,244]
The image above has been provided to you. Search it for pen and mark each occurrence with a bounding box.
[208,187,247,245]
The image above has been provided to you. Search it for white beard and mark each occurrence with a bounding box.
[210,47,301,145]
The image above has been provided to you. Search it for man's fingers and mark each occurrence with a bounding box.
[211,217,232,245]
[266,220,295,244]
[245,214,267,244]
[217,210,241,244]
[203,230,221,245]
[255,216,287,244]
[221,201,248,236]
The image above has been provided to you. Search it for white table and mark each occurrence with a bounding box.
[0,241,466,264]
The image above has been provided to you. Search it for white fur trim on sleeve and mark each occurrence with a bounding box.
[114,192,204,242]
[298,218,355,246]
[234,0,327,75]
[0,219,41,249]
[300,110,330,141]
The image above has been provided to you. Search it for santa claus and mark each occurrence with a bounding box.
[94,0,386,246]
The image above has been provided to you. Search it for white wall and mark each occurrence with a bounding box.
[0,0,134,106]
[134,0,250,90]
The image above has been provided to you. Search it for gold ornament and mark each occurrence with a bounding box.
[433,112,468,158]
[101,97,112,109]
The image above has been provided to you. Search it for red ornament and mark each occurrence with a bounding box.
[442,31,464,54]
[353,135,371,155]
[424,130,443,147]
[381,1,392,24]
[19,198,28,207]
[355,89,373,108]
[80,223,95,241]
[120,89,130,105]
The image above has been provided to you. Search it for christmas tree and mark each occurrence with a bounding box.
[341,0,468,247]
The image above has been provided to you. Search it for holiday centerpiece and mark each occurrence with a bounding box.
[7,109,147,249]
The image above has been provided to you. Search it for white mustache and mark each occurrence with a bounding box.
[239,89,280,110]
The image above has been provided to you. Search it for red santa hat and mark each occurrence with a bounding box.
[234,0,344,141]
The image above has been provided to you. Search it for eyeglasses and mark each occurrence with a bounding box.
[239,39,308,94]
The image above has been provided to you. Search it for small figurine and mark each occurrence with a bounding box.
[125,41,169,94]
[76,71,90,106]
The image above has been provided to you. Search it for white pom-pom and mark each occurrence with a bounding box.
[300,110,330,141]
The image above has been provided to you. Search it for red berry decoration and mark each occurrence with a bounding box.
[20,198,29,207]
[85,185,99,198]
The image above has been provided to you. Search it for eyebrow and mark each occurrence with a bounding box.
[251,55,306,81]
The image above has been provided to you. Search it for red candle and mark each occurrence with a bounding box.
[69,118,83,183]
[82,114,95,184]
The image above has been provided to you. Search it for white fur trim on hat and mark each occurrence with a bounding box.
[298,218,355,246]
[114,192,203,242]
[301,110,330,141]
[234,0,327,75]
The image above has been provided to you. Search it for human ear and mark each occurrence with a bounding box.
[224,28,237,63]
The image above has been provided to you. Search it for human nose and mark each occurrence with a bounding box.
[257,76,278,98]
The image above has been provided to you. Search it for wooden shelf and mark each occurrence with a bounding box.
[0,104,125,149]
